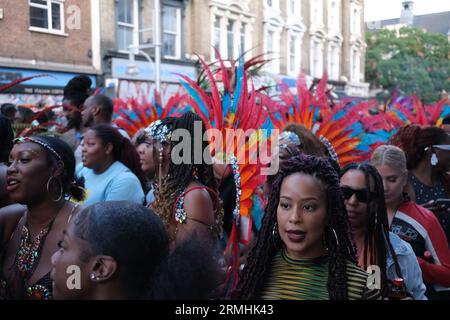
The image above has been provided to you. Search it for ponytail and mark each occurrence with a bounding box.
[90,124,147,192]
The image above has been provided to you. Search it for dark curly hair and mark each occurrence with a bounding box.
[341,163,403,297]
[236,154,357,300]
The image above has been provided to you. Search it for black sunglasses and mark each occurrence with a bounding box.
[340,186,376,203]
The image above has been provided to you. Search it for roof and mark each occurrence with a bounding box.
[366,11,450,36]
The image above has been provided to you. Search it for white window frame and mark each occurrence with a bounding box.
[310,37,324,78]
[351,49,361,82]
[327,43,340,80]
[28,0,67,36]
[328,0,340,32]
[287,0,301,17]
[162,6,181,59]
[212,15,222,59]
[264,25,281,73]
[287,33,301,76]
[351,5,361,35]
[265,0,280,10]
[116,0,136,53]
[311,0,324,26]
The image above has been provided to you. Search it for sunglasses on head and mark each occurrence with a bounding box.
[340,186,376,203]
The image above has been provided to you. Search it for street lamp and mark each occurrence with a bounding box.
[126,0,161,92]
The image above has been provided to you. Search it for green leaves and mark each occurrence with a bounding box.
[366,26,450,102]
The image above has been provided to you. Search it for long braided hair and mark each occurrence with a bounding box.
[152,112,223,235]
[236,154,357,300]
[341,163,404,297]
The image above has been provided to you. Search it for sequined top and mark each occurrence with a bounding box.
[410,174,448,205]
[172,186,222,241]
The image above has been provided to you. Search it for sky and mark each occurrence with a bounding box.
[364,0,450,21]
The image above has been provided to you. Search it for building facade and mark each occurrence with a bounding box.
[366,0,450,39]
[0,0,98,104]
[185,0,369,97]
[97,0,197,103]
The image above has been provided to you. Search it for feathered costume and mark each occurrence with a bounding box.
[179,51,275,290]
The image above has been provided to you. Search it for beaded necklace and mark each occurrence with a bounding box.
[16,218,55,280]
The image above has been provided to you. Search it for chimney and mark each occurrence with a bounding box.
[400,1,414,25]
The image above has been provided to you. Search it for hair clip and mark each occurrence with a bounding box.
[144,120,172,144]
[319,135,339,164]
[279,131,302,147]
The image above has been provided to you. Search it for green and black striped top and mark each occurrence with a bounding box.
[261,249,381,300]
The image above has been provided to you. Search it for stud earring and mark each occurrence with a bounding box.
[431,153,438,166]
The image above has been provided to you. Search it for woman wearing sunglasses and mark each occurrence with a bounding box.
[340,163,427,300]
[371,145,450,300]
[390,124,450,247]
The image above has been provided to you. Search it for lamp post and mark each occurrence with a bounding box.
[126,0,161,92]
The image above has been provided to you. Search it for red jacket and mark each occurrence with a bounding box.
[392,201,450,291]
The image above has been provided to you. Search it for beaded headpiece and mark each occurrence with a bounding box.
[319,135,339,164]
[279,130,302,147]
[144,119,172,144]
[14,136,62,161]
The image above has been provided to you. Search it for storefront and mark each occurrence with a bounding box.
[0,67,97,105]
[107,57,196,105]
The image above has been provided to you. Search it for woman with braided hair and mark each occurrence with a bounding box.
[341,163,426,299]
[389,124,450,247]
[236,154,380,300]
[150,112,223,251]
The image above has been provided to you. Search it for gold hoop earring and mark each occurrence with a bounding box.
[47,176,63,202]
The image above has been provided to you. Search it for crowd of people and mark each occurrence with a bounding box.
[0,72,450,301]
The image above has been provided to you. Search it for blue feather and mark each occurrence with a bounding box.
[179,79,211,124]
[231,56,244,116]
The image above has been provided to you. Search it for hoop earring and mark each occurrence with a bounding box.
[324,227,340,251]
[272,222,282,249]
[47,176,63,202]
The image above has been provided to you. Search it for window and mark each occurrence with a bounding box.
[311,0,323,25]
[265,28,280,73]
[29,0,64,33]
[328,45,340,80]
[266,0,279,9]
[116,0,134,51]
[311,40,323,78]
[351,49,360,82]
[288,0,300,16]
[240,23,246,53]
[289,35,300,74]
[352,8,360,34]
[227,20,235,59]
[329,0,340,30]
[213,16,221,59]
[162,6,181,58]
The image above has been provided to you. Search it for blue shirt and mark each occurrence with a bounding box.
[77,161,145,206]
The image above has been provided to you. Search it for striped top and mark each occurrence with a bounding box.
[261,249,381,300]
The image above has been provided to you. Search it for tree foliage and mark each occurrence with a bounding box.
[366,26,450,102]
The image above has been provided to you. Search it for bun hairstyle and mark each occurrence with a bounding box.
[63,75,92,108]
